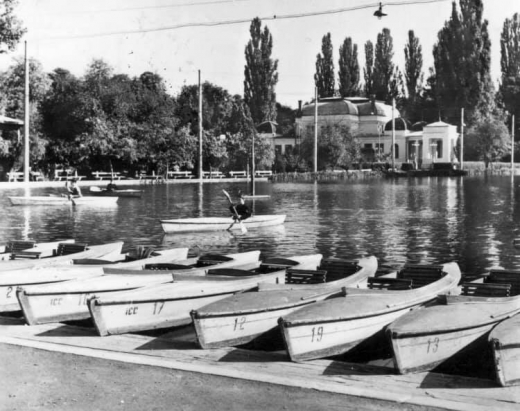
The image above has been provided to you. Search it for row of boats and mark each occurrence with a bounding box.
[1,239,519,387]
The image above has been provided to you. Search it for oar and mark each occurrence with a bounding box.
[223,189,247,234]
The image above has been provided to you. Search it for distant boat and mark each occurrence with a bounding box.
[160,215,286,233]
[89,186,142,198]
[9,196,118,206]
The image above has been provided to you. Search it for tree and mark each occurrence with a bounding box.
[338,37,360,97]
[363,41,374,97]
[464,116,510,167]
[0,0,25,54]
[315,33,335,98]
[403,31,423,110]
[373,28,398,103]
[243,17,278,124]
[499,13,520,120]
[433,0,494,126]
[0,57,50,171]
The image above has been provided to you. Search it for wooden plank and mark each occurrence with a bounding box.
[0,317,518,411]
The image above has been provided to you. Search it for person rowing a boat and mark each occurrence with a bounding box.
[229,196,251,221]
[106,179,118,192]
[65,179,82,198]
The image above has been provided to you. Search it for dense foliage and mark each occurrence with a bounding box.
[315,33,335,98]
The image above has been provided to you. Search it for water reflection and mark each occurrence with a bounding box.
[1,176,520,279]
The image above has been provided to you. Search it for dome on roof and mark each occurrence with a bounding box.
[384,117,412,131]
[411,121,428,131]
[301,98,358,117]
[356,101,390,116]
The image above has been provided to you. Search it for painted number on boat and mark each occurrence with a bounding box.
[311,326,324,342]
[78,293,90,306]
[153,302,164,315]
[6,286,13,299]
[427,337,439,353]
[233,317,246,331]
[125,306,138,315]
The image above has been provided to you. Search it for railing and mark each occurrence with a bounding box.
[202,171,224,179]
[167,171,193,179]
[92,171,124,181]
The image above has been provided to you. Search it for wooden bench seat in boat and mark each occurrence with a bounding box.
[257,257,304,273]
[53,243,88,256]
[398,264,446,288]
[207,268,255,277]
[367,277,413,290]
[6,240,36,259]
[485,269,520,295]
[317,259,360,282]
[461,282,511,297]
[286,268,327,284]
[143,263,192,270]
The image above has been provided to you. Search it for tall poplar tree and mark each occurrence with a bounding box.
[500,13,520,118]
[244,17,278,125]
[363,41,374,97]
[433,0,494,125]
[372,28,396,103]
[338,37,360,97]
[314,33,335,98]
[404,30,423,105]
[0,0,25,54]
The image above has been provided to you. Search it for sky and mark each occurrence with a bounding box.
[0,0,518,109]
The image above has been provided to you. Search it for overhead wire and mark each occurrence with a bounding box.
[39,0,450,40]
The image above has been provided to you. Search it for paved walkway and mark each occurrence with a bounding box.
[0,316,519,411]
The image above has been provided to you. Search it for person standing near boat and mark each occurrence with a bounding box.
[229,196,251,221]
[65,179,82,198]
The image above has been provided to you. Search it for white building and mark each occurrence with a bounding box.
[294,97,460,168]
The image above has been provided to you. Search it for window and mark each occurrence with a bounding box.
[285,145,293,155]
[275,145,282,155]
[394,144,399,159]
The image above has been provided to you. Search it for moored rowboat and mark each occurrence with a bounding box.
[17,251,258,324]
[0,242,125,312]
[8,196,119,206]
[0,239,74,261]
[279,262,461,362]
[387,268,520,374]
[88,253,319,336]
[191,255,377,349]
[160,215,285,233]
[489,313,520,387]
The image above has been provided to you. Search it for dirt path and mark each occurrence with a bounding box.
[0,343,443,411]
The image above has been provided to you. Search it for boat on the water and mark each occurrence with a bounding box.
[387,268,520,374]
[0,242,125,312]
[18,251,259,324]
[489,312,520,387]
[88,253,321,336]
[160,215,286,233]
[89,186,142,198]
[279,262,461,362]
[0,239,74,261]
[191,255,378,350]
[8,196,119,206]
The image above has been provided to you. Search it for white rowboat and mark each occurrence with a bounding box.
[160,215,285,233]
[9,196,118,206]
[88,253,317,336]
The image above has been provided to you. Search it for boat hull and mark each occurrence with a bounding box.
[160,215,285,233]
[279,262,461,362]
[192,256,377,349]
[388,295,520,374]
[89,187,142,198]
[8,196,118,206]
[489,313,520,386]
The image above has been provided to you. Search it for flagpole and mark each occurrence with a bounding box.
[24,41,30,183]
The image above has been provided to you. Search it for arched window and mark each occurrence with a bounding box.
[394,144,399,159]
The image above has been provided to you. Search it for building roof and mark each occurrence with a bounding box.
[301,98,359,117]
[0,115,24,131]
[425,121,452,128]
[411,121,428,131]
[384,117,412,131]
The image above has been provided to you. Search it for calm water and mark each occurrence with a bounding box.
[1,175,520,279]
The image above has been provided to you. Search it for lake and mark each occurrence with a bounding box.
[1,175,519,280]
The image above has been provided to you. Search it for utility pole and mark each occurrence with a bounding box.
[391,98,395,170]
[314,87,318,174]
[512,114,515,175]
[198,70,203,181]
[24,41,30,183]
[460,108,464,170]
